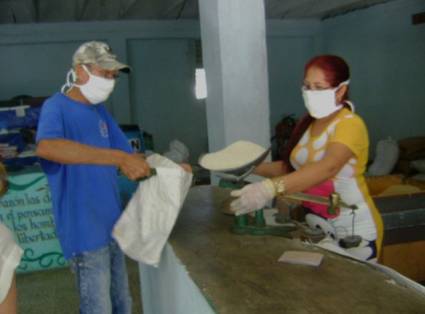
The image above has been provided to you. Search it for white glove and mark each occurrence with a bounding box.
[230,179,276,216]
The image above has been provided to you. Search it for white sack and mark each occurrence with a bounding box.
[113,154,193,267]
[0,223,23,303]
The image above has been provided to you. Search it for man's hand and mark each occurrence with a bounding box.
[180,163,192,173]
[119,153,151,181]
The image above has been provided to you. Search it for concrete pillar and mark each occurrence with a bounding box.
[198,0,271,153]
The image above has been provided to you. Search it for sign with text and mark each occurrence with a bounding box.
[0,169,66,272]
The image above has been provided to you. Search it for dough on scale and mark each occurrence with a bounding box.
[199,140,266,171]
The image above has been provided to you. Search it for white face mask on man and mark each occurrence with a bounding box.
[302,80,350,119]
[61,65,116,104]
[76,65,116,104]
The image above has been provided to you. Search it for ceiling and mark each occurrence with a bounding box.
[0,0,396,24]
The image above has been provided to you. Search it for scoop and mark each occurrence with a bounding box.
[199,140,270,181]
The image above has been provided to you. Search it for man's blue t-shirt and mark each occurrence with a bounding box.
[36,92,132,259]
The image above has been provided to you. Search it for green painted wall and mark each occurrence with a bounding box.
[0,20,319,162]
[0,0,422,162]
[321,0,425,155]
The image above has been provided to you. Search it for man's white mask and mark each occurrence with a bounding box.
[76,65,116,104]
[302,80,350,119]
[61,65,115,104]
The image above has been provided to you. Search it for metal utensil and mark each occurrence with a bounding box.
[211,148,271,183]
[283,192,358,212]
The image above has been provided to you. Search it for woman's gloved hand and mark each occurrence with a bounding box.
[230,179,276,216]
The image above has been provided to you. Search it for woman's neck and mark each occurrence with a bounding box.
[316,109,341,124]
[310,109,342,136]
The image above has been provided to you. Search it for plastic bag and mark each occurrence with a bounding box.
[113,154,193,266]
[163,139,190,163]
[367,137,399,176]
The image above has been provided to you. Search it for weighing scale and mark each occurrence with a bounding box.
[199,141,361,246]
[200,145,297,237]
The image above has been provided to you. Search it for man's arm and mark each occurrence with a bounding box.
[36,139,151,180]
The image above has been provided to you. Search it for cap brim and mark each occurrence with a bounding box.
[98,60,131,73]
[119,66,131,74]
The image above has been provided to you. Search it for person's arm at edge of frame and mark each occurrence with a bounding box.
[0,275,17,314]
[36,139,151,180]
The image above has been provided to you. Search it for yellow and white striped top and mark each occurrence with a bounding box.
[290,108,384,256]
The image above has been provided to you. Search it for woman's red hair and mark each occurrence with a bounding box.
[304,55,350,88]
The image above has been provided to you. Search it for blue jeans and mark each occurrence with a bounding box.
[70,240,132,314]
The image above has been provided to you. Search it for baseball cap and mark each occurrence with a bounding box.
[72,41,130,73]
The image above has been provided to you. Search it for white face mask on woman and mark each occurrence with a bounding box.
[302,80,350,119]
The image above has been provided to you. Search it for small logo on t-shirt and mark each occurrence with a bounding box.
[99,120,109,138]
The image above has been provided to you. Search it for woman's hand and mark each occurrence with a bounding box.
[230,179,276,215]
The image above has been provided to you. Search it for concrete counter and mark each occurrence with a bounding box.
[140,185,425,314]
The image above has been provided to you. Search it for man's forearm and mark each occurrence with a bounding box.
[36,139,125,166]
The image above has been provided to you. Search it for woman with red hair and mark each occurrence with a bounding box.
[231,55,383,261]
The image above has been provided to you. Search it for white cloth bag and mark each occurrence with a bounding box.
[0,223,23,303]
[113,154,193,267]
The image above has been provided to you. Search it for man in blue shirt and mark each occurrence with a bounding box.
[36,41,150,314]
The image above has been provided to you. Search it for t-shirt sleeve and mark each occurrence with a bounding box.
[103,110,132,153]
[36,99,64,142]
[329,115,369,158]
[35,97,64,174]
